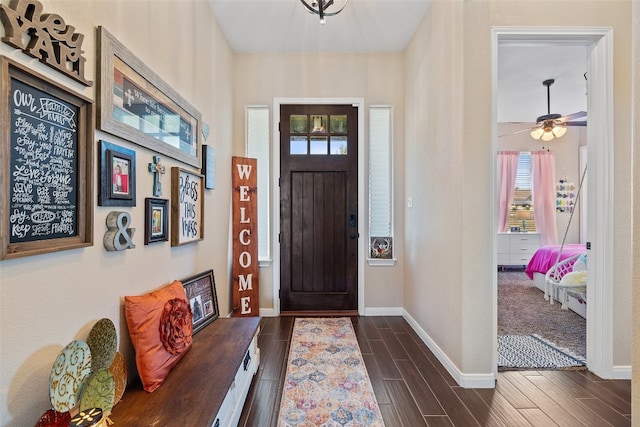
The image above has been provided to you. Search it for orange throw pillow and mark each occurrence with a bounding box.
[124,280,193,392]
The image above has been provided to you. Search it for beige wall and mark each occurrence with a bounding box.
[0,1,234,425]
[232,53,406,312]
[403,0,633,376]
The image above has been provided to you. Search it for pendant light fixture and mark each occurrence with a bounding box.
[300,0,349,24]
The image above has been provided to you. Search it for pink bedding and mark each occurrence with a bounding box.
[525,244,587,279]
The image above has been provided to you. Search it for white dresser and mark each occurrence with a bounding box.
[497,232,540,267]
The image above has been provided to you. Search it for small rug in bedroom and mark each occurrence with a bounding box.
[277,318,385,426]
[498,335,586,370]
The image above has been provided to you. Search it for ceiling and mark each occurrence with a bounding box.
[207,0,588,124]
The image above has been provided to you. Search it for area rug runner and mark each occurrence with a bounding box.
[498,335,586,370]
[277,318,385,426]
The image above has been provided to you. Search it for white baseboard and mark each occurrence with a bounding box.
[364,307,404,316]
[402,310,496,389]
[259,308,277,317]
[612,365,632,380]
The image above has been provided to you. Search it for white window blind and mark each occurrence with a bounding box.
[246,106,270,261]
[368,106,393,238]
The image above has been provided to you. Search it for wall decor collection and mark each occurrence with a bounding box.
[1,14,211,258]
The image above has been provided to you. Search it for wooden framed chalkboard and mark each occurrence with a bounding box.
[0,57,94,260]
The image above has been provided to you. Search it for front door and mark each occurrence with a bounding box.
[280,104,358,313]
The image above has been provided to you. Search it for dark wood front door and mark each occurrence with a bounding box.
[280,104,358,313]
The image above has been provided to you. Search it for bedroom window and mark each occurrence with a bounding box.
[368,106,394,262]
[510,152,537,232]
[246,106,271,264]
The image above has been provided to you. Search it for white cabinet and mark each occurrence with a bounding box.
[497,232,540,266]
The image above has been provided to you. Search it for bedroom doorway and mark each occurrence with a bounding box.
[492,28,615,378]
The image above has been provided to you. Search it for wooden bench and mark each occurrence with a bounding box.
[111,317,260,427]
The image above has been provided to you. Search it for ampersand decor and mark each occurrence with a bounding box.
[103,211,136,251]
[148,156,166,197]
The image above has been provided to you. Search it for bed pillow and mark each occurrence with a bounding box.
[560,270,587,285]
[124,280,193,392]
[573,253,587,272]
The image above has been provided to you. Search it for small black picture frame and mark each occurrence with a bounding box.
[202,144,216,190]
[99,140,136,206]
[144,198,169,244]
[181,269,219,334]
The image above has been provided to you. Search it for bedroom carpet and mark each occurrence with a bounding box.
[498,270,586,359]
[277,318,384,426]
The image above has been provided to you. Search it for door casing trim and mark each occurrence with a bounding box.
[272,97,366,316]
[491,27,615,378]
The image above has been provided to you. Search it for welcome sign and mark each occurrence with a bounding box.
[231,157,259,316]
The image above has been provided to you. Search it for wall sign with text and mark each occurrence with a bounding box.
[170,168,204,246]
[231,157,259,317]
[0,57,94,260]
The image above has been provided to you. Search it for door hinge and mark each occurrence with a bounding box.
[278,177,281,187]
[278,233,281,243]
[278,122,281,132]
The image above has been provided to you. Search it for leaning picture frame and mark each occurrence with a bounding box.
[97,26,201,168]
[144,198,169,244]
[99,141,136,206]
[181,269,219,334]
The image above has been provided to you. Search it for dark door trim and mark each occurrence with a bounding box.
[272,97,365,316]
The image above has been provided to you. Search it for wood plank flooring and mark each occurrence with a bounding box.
[238,316,631,426]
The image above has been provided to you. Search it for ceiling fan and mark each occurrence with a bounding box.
[501,78,587,141]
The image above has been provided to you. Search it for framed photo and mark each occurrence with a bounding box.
[171,167,204,246]
[99,141,136,206]
[0,56,94,260]
[201,145,216,190]
[97,26,201,168]
[144,198,169,244]
[181,269,219,334]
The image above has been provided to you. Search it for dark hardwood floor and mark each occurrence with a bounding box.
[238,316,631,426]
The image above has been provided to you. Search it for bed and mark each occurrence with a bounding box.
[525,244,587,318]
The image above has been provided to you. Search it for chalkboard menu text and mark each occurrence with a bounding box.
[1,57,93,260]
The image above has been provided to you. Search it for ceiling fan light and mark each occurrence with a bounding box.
[552,125,567,138]
[541,131,555,142]
[530,127,544,140]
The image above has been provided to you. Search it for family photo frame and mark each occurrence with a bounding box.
[181,269,219,334]
[144,198,169,244]
[99,141,136,207]
[97,26,202,168]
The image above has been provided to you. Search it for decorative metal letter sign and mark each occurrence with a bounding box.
[104,211,136,251]
[231,157,259,317]
[0,0,92,86]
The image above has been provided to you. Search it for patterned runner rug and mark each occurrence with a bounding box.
[277,318,385,426]
[498,335,586,370]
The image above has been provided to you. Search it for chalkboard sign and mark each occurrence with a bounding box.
[1,57,94,260]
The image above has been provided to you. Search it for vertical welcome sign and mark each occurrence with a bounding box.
[232,157,259,316]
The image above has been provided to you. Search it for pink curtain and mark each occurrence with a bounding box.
[497,151,519,232]
[531,151,558,245]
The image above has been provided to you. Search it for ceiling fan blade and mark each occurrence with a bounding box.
[499,127,534,138]
[565,121,587,126]
[560,111,587,122]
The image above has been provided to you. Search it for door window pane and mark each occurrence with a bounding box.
[310,115,327,133]
[330,115,347,134]
[310,137,328,155]
[290,115,307,133]
[330,137,348,155]
[290,136,308,155]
